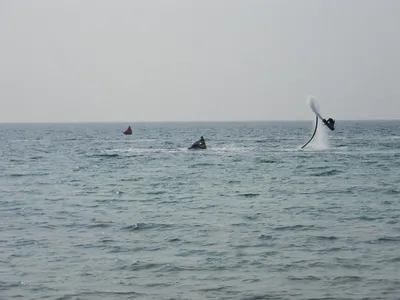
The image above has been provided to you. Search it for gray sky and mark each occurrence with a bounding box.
[1,0,399,122]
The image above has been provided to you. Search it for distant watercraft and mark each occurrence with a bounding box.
[123,126,132,135]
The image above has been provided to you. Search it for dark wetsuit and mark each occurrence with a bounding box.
[199,138,206,148]
[323,118,335,131]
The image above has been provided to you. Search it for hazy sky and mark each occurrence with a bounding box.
[1,0,399,122]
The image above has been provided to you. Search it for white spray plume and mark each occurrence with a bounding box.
[307,95,322,119]
[306,96,329,150]
[312,125,330,150]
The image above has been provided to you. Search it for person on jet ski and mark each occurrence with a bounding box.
[199,136,206,148]
[189,136,207,150]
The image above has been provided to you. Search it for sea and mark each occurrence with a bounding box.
[1,120,400,300]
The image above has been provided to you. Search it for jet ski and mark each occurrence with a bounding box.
[188,137,207,150]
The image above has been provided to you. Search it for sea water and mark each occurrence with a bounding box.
[1,121,400,300]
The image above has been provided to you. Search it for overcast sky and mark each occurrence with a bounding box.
[1,0,399,122]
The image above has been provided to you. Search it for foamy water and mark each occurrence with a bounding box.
[309,125,330,150]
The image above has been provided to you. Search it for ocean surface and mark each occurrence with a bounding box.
[1,121,400,300]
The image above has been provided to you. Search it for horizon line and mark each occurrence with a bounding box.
[0,118,399,124]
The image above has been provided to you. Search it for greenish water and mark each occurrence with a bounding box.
[1,121,400,299]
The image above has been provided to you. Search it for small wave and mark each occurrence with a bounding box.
[144,282,172,288]
[385,256,400,263]
[74,241,110,249]
[146,191,166,195]
[0,281,22,289]
[99,237,115,243]
[10,159,24,163]
[120,222,173,231]
[160,264,202,272]
[244,214,261,221]
[13,239,37,247]
[258,234,274,240]
[261,251,278,257]
[228,180,241,184]
[274,224,317,231]
[310,169,341,176]
[238,193,260,198]
[121,177,144,182]
[387,220,399,225]
[287,275,321,281]
[87,222,114,229]
[240,293,279,300]
[372,236,400,243]
[71,166,88,172]
[257,158,278,164]
[195,286,230,292]
[38,223,56,230]
[189,163,217,168]
[232,222,250,227]
[167,238,181,243]
[90,153,120,158]
[57,291,145,299]
[242,278,261,283]
[304,165,331,171]
[332,275,363,283]
[314,247,343,253]
[8,172,49,177]
[232,157,243,162]
[358,215,383,221]
[385,188,400,195]
[30,156,44,160]
[314,235,338,240]
[382,200,393,205]
[9,173,26,177]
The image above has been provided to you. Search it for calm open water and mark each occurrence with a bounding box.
[1,121,400,300]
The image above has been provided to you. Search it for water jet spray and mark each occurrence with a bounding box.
[301,97,335,149]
